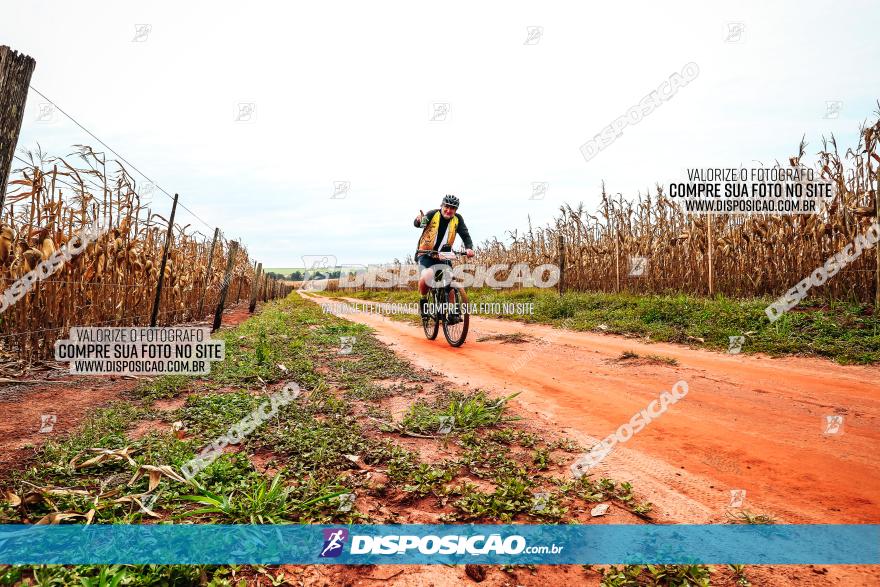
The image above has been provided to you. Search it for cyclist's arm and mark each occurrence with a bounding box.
[456,214,474,249]
[414,209,438,228]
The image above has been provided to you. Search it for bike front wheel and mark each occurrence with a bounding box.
[442,287,469,347]
[422,292,439,340]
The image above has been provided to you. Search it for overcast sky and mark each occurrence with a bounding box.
[4,1,878,268]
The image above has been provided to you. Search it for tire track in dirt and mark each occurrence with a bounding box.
[304,293,880,527]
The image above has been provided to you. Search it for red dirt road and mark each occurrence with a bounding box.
[309,294,880,527]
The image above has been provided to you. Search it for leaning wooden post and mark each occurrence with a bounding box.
[212,240,238,332]
[249,260,257,299]
[150,193,178,326]
[249,262,262,313]
[557,234,565,295]
[0,46,36,219]
[197,227,220,318]
[233,271,243,302]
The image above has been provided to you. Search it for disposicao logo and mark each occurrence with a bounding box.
[318,530,538,558]
[349,534,528,555]
[319,528,349,558]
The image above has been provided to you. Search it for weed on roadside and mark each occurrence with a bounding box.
[130,375,192,403]
[561,476,653,519]
[599,564,711,586]
[616,350,679,366]
[727,509,776,525]
[397,391,520,435]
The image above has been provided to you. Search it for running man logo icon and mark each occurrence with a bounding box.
[319,528,349,558]
[430,103,450,122]
[133,24,152,42]
[530,182,548,200]
[524,26,543,45]
[339,336,356,355]
[300,255,337,291]
[437,415,453,434]
[725,22,745,43]
[823,100,843,120]
[729,489,746,508]
[39,415,57,433]
[36,103,56,123]
[629,256,648,277]
[234,103,257,123]
[728,336,745,354]
[331,181,350,199]
[824,415,844,435]
[531,491,550,512]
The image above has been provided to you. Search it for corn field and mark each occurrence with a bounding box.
[476,119,880,304]
[0,145,289,372]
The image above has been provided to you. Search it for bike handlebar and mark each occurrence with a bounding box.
[416,249,469,256]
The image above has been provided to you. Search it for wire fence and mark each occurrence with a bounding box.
[0,88,289,368]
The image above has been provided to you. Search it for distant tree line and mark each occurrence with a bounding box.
[265,270,343,281]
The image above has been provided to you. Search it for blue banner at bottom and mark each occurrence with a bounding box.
[0,524,877,565]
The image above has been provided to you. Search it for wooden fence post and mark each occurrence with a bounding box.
[197,227,219,318]
[233,272,242,302]
[557,234,565,295]
[875,168,879,309]
[212,240,238,332]
[150,193,178,326]
[614,218,621,293]
[249,262,262,313]
[707,216,715,296]
[0,45,36,218]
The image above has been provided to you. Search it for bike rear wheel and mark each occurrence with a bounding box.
[422,292,439,340]
[442,286,469,347]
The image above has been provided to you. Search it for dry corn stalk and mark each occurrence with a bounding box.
[0,145,289,369]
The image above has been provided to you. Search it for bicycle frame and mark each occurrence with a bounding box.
[416,249,470,346]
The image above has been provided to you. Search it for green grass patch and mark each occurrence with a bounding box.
[599,564,712,586]
[396,391,520,435]
[130,374,193,403]
[0,564,237,587]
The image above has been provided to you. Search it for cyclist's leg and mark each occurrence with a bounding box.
[417,255,433,315]
[418,270,432,296]
[417,254,433,296]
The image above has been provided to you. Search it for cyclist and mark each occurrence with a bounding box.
[413,194,474,315]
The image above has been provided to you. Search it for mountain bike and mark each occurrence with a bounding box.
[416,249,470,347]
